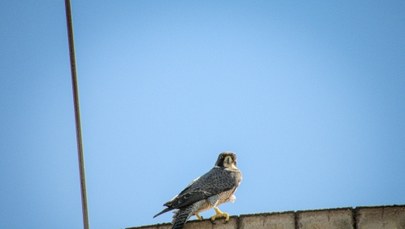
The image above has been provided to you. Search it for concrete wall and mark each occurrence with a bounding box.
[128,205,405,229]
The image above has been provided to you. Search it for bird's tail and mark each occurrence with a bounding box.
[171,206,193,229]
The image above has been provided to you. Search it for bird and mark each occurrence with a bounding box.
[153,152,242,229]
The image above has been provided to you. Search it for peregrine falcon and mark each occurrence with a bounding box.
[154,152,242,229]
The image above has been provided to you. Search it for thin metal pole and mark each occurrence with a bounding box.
[64,0,90,229]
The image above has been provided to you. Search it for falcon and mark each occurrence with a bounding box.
[153,152,242,229]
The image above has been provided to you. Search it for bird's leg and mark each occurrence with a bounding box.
[210,207,230,223]
[195,213,203,220]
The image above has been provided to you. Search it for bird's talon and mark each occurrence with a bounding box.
[195,214,203,220]
[210,207,230,224]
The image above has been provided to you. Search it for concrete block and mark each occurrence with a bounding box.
[127,217,237,229]
[356,206,405,229]
[184,217,238,229]
[156,224,172,229]
[297,208,353,229]
[127,205,405,229]
[127,222,171,229]
[239,212,295,229]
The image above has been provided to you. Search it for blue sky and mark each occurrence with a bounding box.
[1,1,405,228]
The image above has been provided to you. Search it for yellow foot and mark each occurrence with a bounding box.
[195,213,203,220]
[210,207,230,224]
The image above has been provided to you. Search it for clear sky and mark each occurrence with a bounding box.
[1,1,404,228]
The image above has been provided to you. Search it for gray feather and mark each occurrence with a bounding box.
[165,167,239,209]
[172,206,193,229]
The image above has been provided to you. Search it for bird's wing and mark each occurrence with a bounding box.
[165,189,212,209]
[165,167,237,209]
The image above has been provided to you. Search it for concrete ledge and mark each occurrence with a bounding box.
[185,217,238,229]
[239,212,295,229]
[127,205,405,229]
[297,208,353,229]
[356,206,405,229]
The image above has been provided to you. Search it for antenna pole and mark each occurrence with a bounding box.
[65,1,90,228]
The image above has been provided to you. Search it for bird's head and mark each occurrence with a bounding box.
[215,151,238,169]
